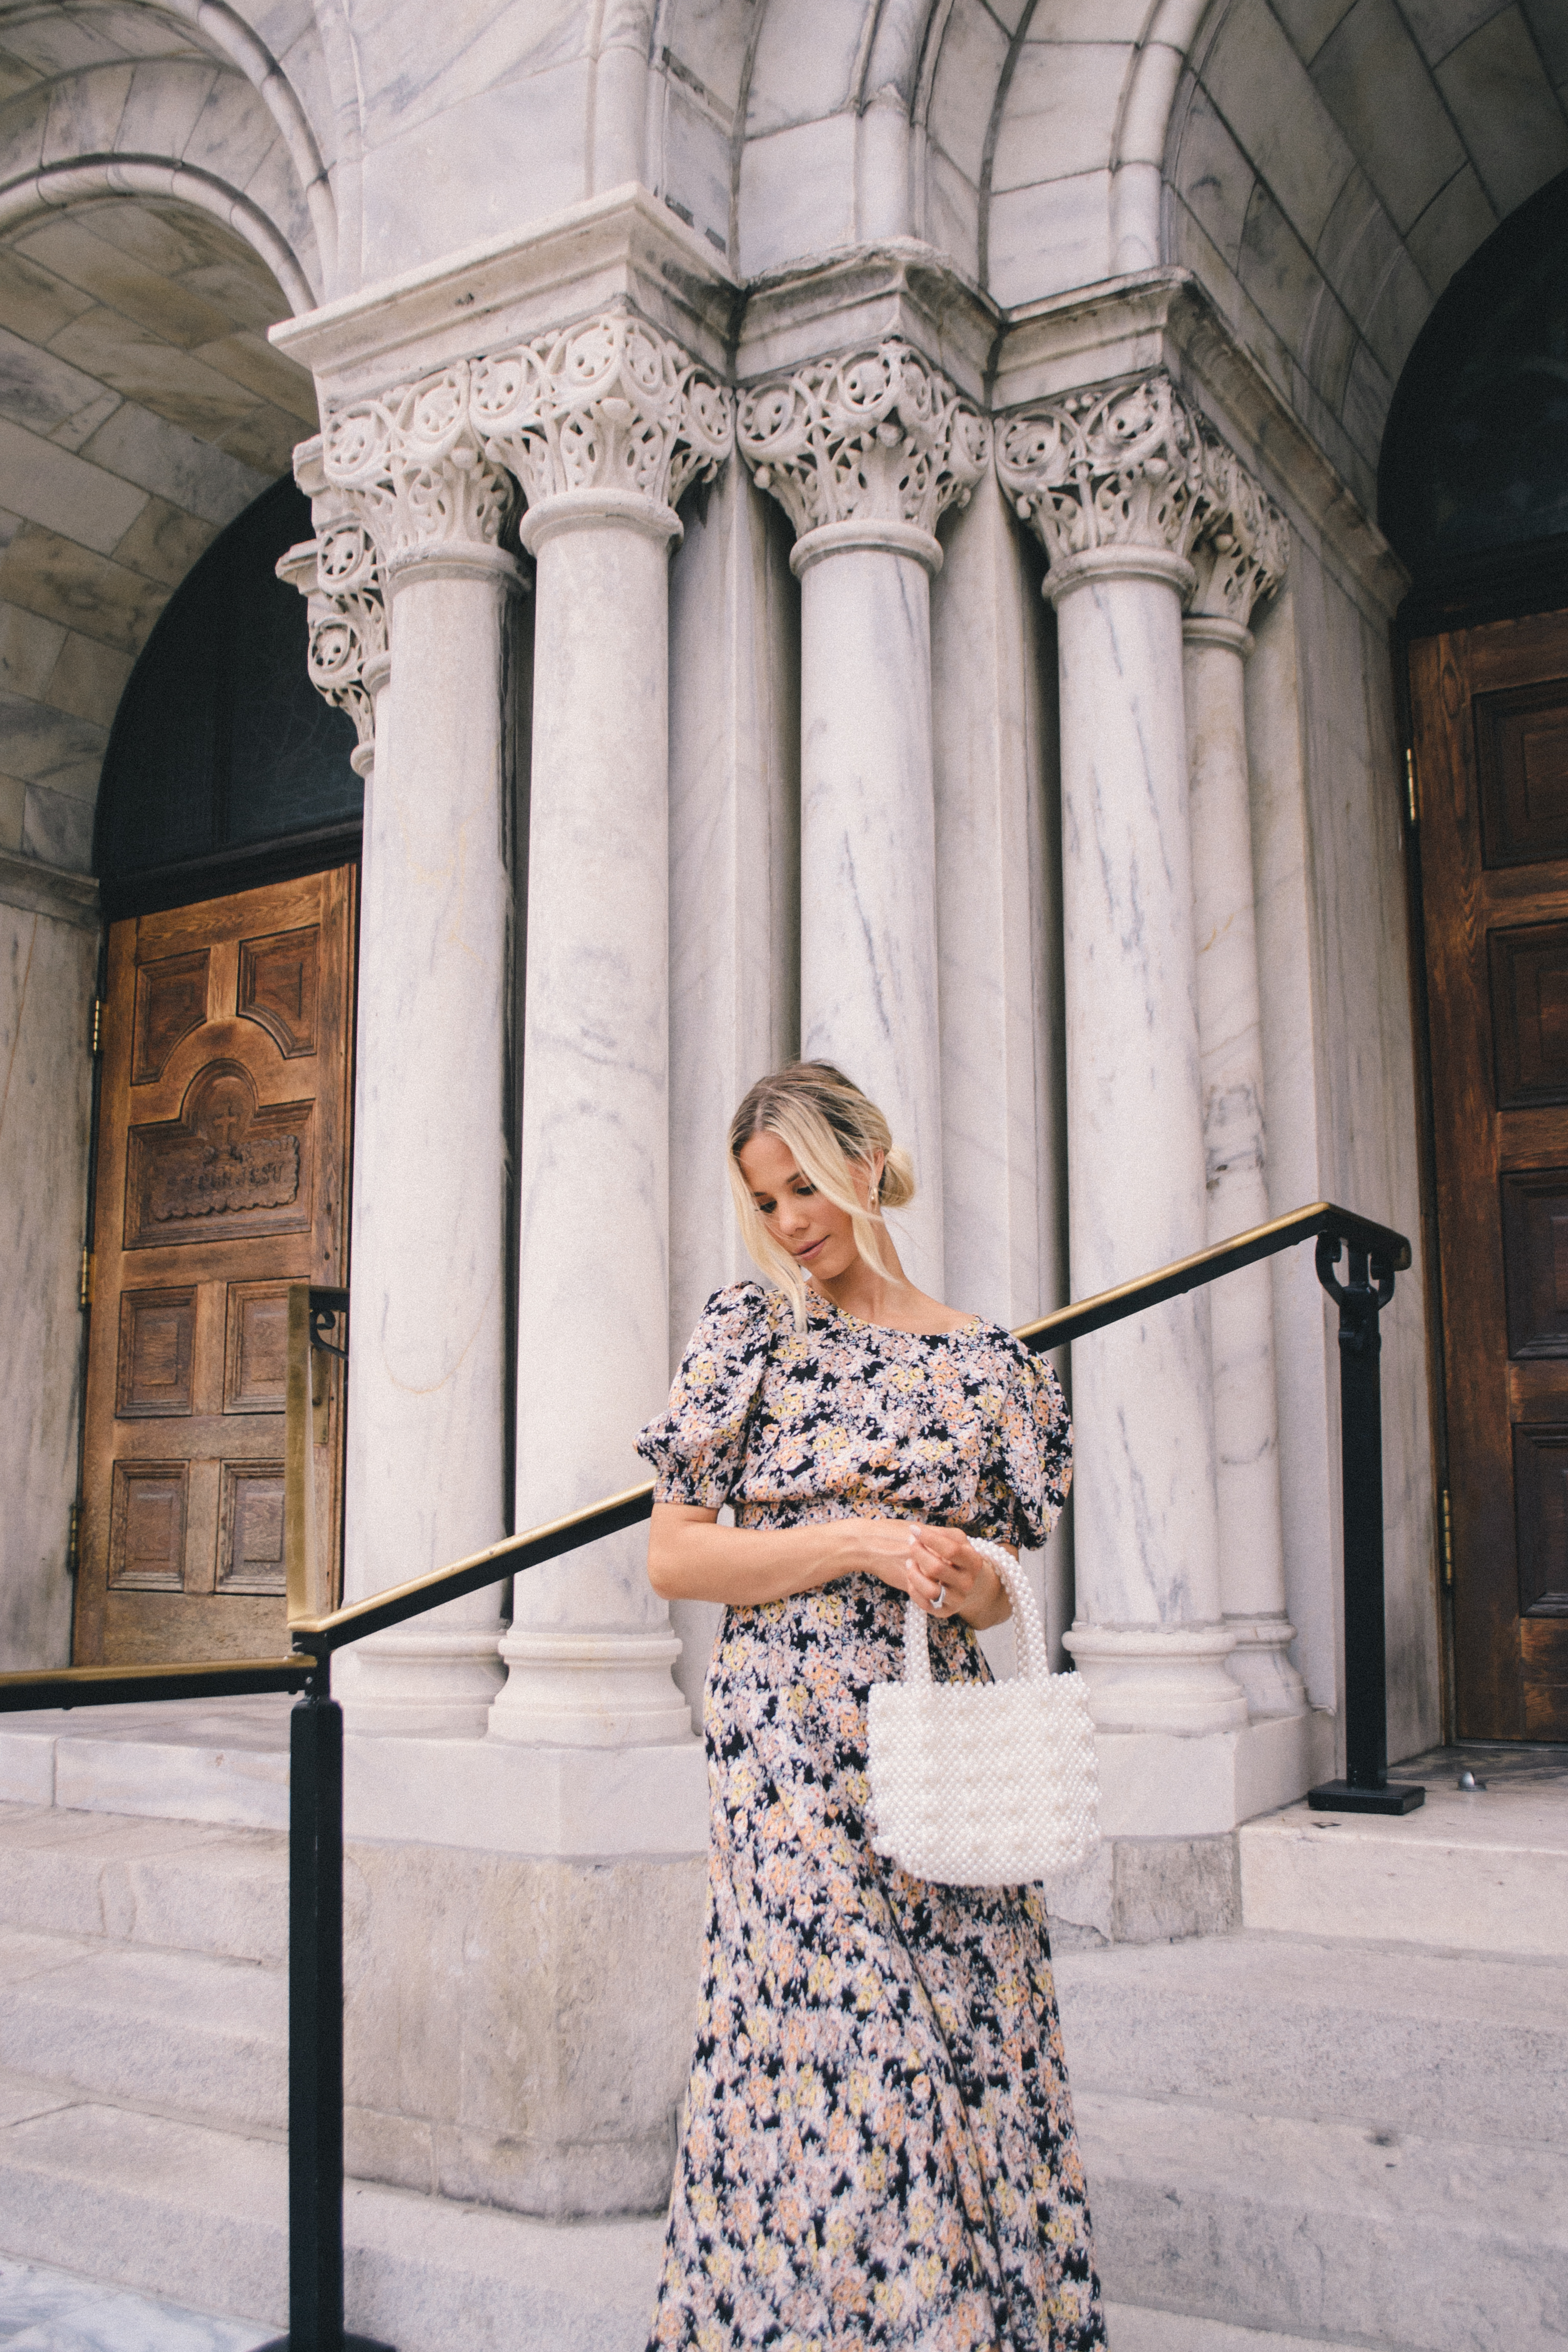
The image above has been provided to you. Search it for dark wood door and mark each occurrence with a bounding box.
[76,868,355,1665]
[1413,609,1568,1739]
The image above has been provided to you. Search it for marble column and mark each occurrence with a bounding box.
[1186,435,1305,1719]
[997,377,1245,1737]
[739,341,989,1295]
[316,372,522,1735]
[472,312,733,1748]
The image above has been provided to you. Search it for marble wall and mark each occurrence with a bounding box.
[0,868,97,1672]
[1247,556,1440,1767]
[665,461,800,1725]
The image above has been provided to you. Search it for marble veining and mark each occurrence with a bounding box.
[798,539,945,1293]
[0,2253,272,2350]
[1052,564,1221,1636]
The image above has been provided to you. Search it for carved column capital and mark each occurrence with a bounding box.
[281,436,389,778]
[469,307,734,543]
[321,363,519,577]
[996,373,1205,578]
[1188,427,1289,628]
[737,339,989,559]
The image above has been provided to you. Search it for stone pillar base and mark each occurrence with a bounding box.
[1080,1707,1336,1842]
[1064,1624,1250,1734]
[487,1630,694,1747]
[337,1629,505,1740]
[342,1839,706,2219]
[1224,1611,1309,1718]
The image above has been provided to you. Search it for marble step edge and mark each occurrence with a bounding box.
[0,2080,1483,2352]
[0,1804,288,1965]
[1103,2306,1410,2352]
[1079,2087,1568,2351]
[0,2079,668,2352]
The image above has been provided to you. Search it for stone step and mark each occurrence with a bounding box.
[0,1803,287,1965]
[0,2062,1544,2352]
[1052,1928,1568,2148]
[0,1927,285,2132]
[0,2071,666,2352]
[1076,2085,1568,2352]
[1239,1778,1568,1959]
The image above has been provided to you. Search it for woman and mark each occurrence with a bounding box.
[638,1061,1105,2352]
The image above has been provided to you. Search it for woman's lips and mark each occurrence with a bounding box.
[793,1235,827,1262]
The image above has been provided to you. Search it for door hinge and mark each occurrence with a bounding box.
[88,996,105,1056]
[1404,747,1419,827]
[1440,1485,1454,1589]
[78,1246,93,1310]
[66,1503,80,1576]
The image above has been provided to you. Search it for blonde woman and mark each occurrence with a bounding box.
[637,1062,1104,2351]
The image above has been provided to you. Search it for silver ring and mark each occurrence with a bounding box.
[936,1585,946,1611]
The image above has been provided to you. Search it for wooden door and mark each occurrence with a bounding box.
[76,868,355,1665]
[1412,609,1568,1739]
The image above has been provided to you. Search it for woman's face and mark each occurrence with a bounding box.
[737,1129,882,1284]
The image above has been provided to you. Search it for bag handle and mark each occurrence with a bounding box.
[902,1534,1050,1686]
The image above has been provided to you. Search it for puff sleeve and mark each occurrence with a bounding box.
[995,1342,1074,1550]
[635,1283,774,1507]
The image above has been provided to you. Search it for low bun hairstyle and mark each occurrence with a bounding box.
[727,1061,916,1326]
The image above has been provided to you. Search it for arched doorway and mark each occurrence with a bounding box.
[1388,169,1568,1742]
[75,476,360,1667]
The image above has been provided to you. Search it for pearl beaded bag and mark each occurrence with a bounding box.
[866,1537,1100,1888]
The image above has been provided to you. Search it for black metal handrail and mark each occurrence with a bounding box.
[0,1197,1416,2351]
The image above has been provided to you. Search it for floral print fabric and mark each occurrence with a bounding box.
[636,1284,1104,2351]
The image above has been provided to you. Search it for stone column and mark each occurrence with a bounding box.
[472,312,733,1748]
[997,376,1246,1743]
[316,371,522,1735]
[739,341,988,1294]
[1185,434,1305,1719]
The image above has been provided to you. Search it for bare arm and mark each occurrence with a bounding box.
[647,1505,1013,1629]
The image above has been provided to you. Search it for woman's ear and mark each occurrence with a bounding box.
[862,1148,887,1208]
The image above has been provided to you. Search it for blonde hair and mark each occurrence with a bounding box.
[727,1062,917,1327]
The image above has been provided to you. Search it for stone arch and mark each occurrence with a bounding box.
[1166,0,1568,518]
[0,4,334,301]
[0,14,325,880]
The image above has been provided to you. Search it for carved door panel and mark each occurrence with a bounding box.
[1412,609,1568,1738]
[76,868,356,1664]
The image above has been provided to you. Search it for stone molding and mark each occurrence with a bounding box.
[1188,425,1289,627]
[0,846,98,928]
[738,338,989,546]
[996,371,1205,572]
[281,437,389,778]
[472,308,733,519]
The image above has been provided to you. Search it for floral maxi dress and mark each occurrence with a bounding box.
[636,1283,1106,2352]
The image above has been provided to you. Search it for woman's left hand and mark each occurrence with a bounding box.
[903,1525,1015,1630]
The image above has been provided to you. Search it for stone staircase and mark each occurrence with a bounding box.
[0,1755,1564,2350]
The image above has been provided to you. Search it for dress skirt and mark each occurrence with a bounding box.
[646,1571,1106,2352]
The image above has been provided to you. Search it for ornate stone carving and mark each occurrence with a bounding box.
[1188,428,1289,625]
[996,373,1205,569]
[471,308,733,516]
[279,438,388,773]
[738,339,989,542]
[321,362,518,562]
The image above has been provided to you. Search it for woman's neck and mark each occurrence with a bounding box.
[810,1244,974,1336]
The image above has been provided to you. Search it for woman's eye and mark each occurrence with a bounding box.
[794,1185,816,1199]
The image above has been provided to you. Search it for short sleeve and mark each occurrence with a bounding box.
[635,1283,774,1507]
[995,1344,1073,1549]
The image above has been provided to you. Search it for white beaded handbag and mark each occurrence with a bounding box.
[866,1538,1100,1888]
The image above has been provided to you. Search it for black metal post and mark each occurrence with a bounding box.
[259,1658,392,2352]
[1309,1236,1424,1816]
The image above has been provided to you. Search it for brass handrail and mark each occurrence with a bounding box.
[0,1197,1411,1693]
[280,1196,1409,1654]
[0,1656,317,1713]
